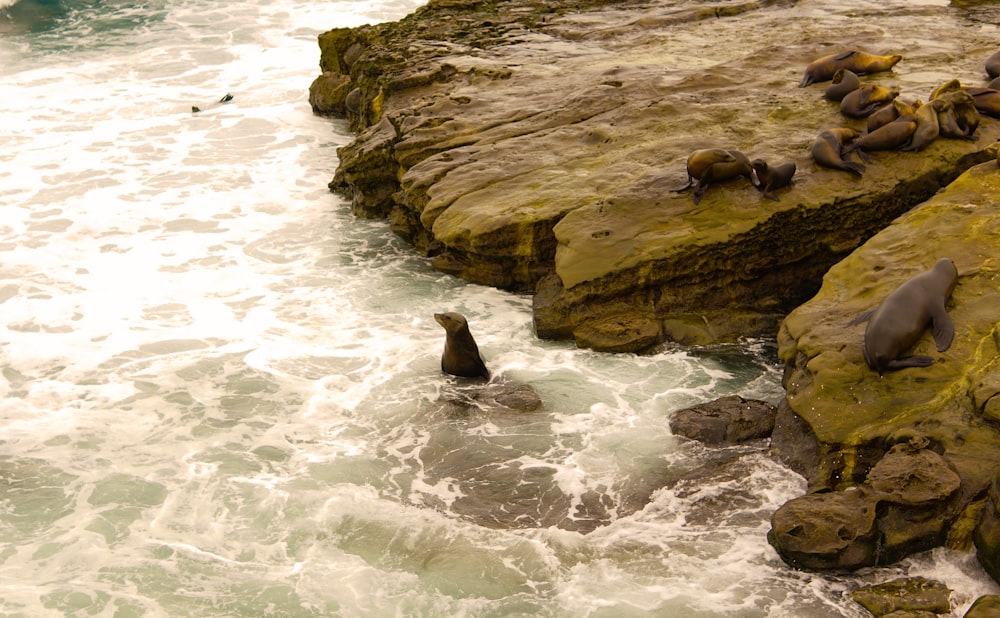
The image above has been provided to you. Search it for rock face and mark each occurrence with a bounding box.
[773,160,1000,570]
[311,0,1000,352]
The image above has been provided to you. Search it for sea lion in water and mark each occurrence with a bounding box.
[848,258,958,375]
[824,69,861,102]
[751,159,796,201]
[192,93,234,113]
[799,50,902,87]
[811,128,866,177]
[841,84,900,118]
[434,312,490,379]
[673,149,758,205]
[987,50,1000,79]
[844,117,918,155]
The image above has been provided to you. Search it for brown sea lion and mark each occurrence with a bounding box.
[930,79,962,101]
[989,76,1000,91]
[987,50,1000,79]
[866,99,919,133]
[191,93,234,114]
[844,117,918,155]
[961,87,1000,118]
[937,90,980,138]
[751,159,796,201]
[841,84,900,118]
[799,50,902,87]
[848,258,958,375]
[811,128,866,177]
[824,69,861,102]
[673,149,758,205]
[434,312,490,379]
[899,99,946,152]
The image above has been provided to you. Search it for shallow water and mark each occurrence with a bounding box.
[1,0,998,616]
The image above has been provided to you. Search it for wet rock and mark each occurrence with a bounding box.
[975,470,1000,584]
[308,72,353,116]
[313,0,1000,350]
[438,382,543,415]
[768,439,964,570]
[851,577,953,617]
[774,159,1000,574]
[669,395,776,445]
[965,595,1000,618]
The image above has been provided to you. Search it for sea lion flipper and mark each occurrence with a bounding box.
[885,355,935,370]
[847,309,875,327]
[930,306,955,352]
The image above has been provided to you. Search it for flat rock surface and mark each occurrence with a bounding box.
[320,0,1000,349]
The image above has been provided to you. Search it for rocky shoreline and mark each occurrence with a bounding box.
[310,0,1000,612]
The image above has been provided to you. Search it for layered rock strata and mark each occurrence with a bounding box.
[311,0,1000,351]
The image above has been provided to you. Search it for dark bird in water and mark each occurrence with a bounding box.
[434,312,490,379]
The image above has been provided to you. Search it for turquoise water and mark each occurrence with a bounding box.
[0,0,996,615]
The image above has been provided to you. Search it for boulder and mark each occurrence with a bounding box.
[965,595,1000,618]
[768,438,963,570]
[313,0,1000,351]
[851,577,952,617]
[669,395,776,445]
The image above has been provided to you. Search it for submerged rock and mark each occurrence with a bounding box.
[312,0,1000,351]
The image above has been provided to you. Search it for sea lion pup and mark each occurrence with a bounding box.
[799,50,902,87]
[672,149,758,205]
[824,69,861,102]
[434,312,490,379]
[843,117,918,155]
[192,93,234,113]
[987,50,1000,79]
[848,258,958,375]
[811,128,866,177]
[751,159,796,201]
[866,99,919,133]
[841,84,900,118]
[899,99,947,152]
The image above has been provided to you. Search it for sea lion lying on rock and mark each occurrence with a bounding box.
[799,50,902,87]
[823,69,861,102]
[811,128,866,177]
[848,258,958,375]
[841,84,900,118]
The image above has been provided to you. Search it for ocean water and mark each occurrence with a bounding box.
[1,0,997,616]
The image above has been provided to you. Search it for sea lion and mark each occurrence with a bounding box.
[989,76,1000,91]
[811,128,866,177]
[799,50,902,87]
[192,93,234,114]
[751,159,796,201]
[841,84,900,118]
[987,50,1000,79]
[936,90,980,138]
[899,99,945,152]
[843,117,918,155]
[866,99,919,133]
[930,79,962,101]
[434,312,490,379]
[848,258,958,375]
[962,87,1000,118]
[673,149,758,205]
[824,69,861,102]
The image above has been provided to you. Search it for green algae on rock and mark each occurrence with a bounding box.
[772,160,1000,571]
[312,0,1000,352]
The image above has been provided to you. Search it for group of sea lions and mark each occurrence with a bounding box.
[804,49,1000,175]
[673,149,797,204]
